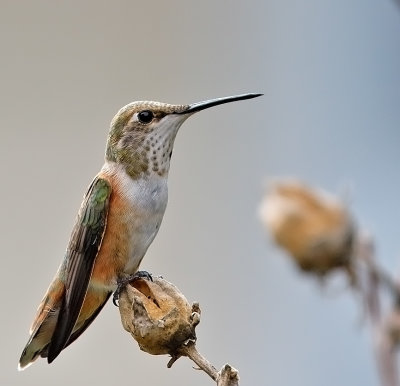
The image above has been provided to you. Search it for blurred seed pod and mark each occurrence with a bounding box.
[259,181,356,278]
[118,276,201,356]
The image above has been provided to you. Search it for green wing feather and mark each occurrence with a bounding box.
[47,177,112,363]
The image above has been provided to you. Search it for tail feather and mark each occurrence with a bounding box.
[18,279,110,369]
[18,340,46,371]
[18,279,64,370]
[18,313,58,370]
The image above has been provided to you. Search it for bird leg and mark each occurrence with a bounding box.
[113,270,153,307]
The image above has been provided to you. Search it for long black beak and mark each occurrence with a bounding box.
[177,93,263,114]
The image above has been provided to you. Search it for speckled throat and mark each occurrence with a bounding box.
[117,114,188,179]
[105,101,189,179]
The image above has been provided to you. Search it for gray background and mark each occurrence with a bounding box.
[1,1,400,385]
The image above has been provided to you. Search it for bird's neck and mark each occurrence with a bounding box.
[105,141,174,180]
[101,160,169,187]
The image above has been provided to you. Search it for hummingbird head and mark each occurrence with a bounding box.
[106,93,262,179]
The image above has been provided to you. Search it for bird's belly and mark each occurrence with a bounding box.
[123,205,165,274]
[117,174,169,275]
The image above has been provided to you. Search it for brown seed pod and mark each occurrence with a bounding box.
[118,276,200,356]
[260,181,355,277]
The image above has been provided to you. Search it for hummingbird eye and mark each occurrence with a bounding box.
[137,110,154,124]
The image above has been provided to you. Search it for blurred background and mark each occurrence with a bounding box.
[1,0,400,385]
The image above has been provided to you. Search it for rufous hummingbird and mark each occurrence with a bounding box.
[18,93,262,370]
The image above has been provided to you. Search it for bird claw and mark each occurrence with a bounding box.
[113,270,153,307]
[134,270,153,282]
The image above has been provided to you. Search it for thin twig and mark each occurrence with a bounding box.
[177,341,219,381]
[175,342,240,386]
[355,234,400,386]
[357,235,400,303]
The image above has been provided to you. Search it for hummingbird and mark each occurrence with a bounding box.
[18,93,262,370]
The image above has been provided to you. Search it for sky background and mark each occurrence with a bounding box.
[1,1,400,385]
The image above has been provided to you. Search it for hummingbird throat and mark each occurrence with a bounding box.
[107,119,181,180]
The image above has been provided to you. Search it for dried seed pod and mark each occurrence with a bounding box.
[260,181,355,277]
[118,276,200,356]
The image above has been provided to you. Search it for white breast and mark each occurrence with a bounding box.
[103,162,169,274]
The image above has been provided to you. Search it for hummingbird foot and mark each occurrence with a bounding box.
[113,270,153,307]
